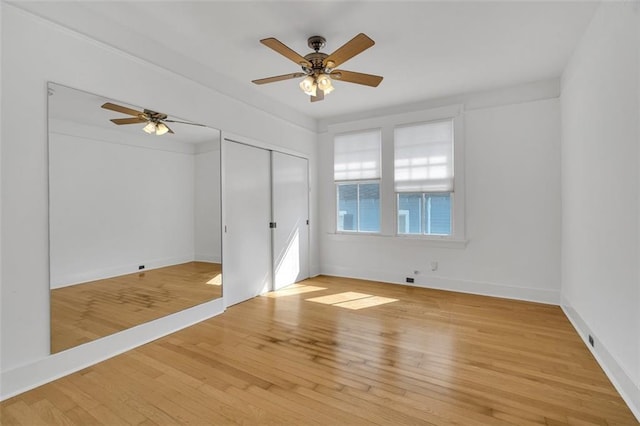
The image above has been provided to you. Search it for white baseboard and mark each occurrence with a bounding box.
[50,255,195,289]
[320,264,560,305]
[561,302,640,422]
[194,253,222,263]
[0,298,225,401]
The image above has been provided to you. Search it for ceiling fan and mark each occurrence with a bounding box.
[101,102,204,135]
[252,33,383,102]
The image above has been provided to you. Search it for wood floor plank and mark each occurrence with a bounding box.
[2,275,637,425]
[57,406,101,426]
[30,399,76,426]
[1,401,50,426]
[198,383,288,425]
[65,372,146,425]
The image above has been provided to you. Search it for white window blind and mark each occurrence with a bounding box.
[334,130,381,181]
[394,120,454,192]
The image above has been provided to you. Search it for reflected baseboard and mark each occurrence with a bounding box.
[51,255,195,289]
[195,254,222,263]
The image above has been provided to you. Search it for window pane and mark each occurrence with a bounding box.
[337,184,357,231]
[398,193,422,234]
[358,183,380,232]
[397,192,451,236]
[425,193,451,235]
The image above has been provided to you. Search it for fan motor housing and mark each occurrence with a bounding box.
[304,51,328,70]
[143,109,168,121]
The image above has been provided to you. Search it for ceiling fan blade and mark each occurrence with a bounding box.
[331,70,383,87]
[252,72,307,85]
[101,102,143,117]
[323,33,375,68]
[260,38,312,68]
[110,117,147,125]
[310,89,325,103]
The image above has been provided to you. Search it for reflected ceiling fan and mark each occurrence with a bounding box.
[252,33,383,102]
[101,102,204,135]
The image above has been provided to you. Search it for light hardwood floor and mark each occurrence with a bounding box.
[51,262,222,353]
[3,275,637,425]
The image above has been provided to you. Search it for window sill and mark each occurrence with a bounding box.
[326,232,468,249]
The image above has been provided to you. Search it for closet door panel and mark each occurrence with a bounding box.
[223,140,272,306]
[272,152,309,290]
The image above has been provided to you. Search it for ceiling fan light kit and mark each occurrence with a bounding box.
[100,102,207,136]
[252,33,383,102]
[143,121,170,135]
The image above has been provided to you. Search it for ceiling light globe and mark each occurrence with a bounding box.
[143,122,156,134]
[317,74,332,91]
[299,76,316,96]
[155,123,169,136]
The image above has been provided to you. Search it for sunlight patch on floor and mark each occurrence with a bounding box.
[206,273,222,285]
[334,295,398,310]
[305,292,370,304]
[306,292,398,310]
[264,284,327,298]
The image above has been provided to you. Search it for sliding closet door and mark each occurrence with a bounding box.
[223,140,272,307]
[272,152,309,290]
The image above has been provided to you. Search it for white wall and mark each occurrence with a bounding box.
[49,128,196,288]
[319,90,561,304]
[560,1,640,418]
[194,142,222,263]
[0,4,316,400]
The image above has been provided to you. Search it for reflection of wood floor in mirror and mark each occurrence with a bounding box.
[50,261,222,353]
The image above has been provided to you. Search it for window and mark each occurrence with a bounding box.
[394,120,454,236]
[328,105,465,244]
[334,130,381,232]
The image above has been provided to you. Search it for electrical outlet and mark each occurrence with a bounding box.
[138,265,145,270]
[588,334,594,347]
[405,277,415,283]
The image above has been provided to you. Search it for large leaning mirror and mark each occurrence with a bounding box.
[48,83,222,353]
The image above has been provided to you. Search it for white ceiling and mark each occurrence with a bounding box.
[14,1,598,122]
